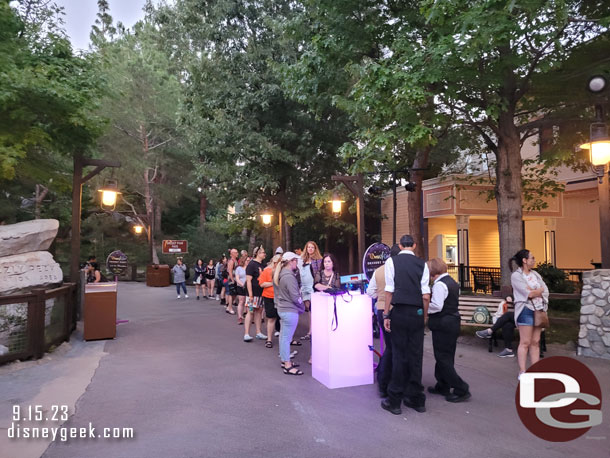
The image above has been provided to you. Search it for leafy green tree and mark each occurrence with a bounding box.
[0,0,104,225]
[150,0,353,251]
[90,9,194,263]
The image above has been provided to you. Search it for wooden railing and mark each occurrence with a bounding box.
[0,283,76,365]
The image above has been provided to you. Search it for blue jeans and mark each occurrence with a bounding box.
[278,310,299,362]
[176,282,187,295]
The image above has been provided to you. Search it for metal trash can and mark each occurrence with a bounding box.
[146,264,170,287]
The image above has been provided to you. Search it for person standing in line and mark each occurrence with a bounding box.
[381,234,430,416]
[215,255,227,303]
[244,246,268,342]
[259,254,282,347]
[366,244,401,397]
[225,248,238,315]
[235,256,249,324]
[205,259,216,299]
[173,258,188,299]
[426,258,471,403]
[510,249,549,380]
[299,241,323,341]
[193,258,206,300]
[274,251,305,375]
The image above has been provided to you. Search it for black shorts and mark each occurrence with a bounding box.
[236,285,247,296]
[263,296,278,319]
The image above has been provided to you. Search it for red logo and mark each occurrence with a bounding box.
[515,356,603,442]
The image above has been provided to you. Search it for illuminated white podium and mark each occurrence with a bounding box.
[311,291,373,389]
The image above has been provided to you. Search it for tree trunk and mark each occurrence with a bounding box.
[154,202,162,237]
[249,230,257,254]
[141,124,160,265]
[199,193,207,228]
[408,147,430,258]
[348,233,355,273]
[34,184,49,219]
[284,218,292,251]
[496,112,524,287]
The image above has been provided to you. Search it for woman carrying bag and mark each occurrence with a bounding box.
[509,249,549,380]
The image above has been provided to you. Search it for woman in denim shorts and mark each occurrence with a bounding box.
[509,249,549,380]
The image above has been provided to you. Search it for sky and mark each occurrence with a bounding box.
[53,0,149,51]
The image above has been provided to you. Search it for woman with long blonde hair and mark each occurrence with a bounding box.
[299,241,323,341]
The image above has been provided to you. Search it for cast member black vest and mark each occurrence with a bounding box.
[438,275,460,317]
[391,253,425,306]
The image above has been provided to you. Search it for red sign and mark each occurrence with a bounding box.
[162,240,188,254]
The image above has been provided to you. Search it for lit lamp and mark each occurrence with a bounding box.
[97,179,121,210]
[580,76,610,183]
[133,224,144,235]
[261,211,273,227]
[580,122,610,183]
[329,193,344,217]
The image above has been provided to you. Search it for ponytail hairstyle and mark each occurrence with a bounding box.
[509,249,530,271]
[273,257,292,286]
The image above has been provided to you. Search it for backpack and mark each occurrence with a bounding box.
[184,267,190,280]
[471,306,491,324]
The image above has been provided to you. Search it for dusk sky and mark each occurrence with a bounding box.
[53,0,149,50]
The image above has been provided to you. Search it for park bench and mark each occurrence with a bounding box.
[471,269,501,294]
[458,295,546,355]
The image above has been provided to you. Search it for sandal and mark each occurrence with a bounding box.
[265,341,273,348]
[283,366,304,376]
[281,362,300,368]
[300,334,311,341]
[290,340,302,346]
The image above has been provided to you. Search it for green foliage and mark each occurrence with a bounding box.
[535,262,575,294]
[0,1,104,181]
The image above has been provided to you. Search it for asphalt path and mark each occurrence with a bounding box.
[2,282,608,458]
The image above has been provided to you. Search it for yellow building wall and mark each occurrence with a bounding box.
[555,189,600,269]
[524,220,547,264]
[469,219,500,267]
[427,218,458,260]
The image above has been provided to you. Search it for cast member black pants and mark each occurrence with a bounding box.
[428,313,469,396]
[387,305,425,407]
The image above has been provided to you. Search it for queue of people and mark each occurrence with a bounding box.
[168,241,331,375]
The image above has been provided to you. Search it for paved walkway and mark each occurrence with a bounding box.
[1,282,609,458]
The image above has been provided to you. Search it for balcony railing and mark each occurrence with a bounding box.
[446,265,590,295]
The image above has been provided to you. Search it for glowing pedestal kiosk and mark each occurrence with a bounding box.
[311,291,373,389]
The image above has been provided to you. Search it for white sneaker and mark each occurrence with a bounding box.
[177,295,181,299]
[215,295,220,301]
[185,294,189,298]
[255,333,268,340]
[274,331,280,337]
[244,334,253,342]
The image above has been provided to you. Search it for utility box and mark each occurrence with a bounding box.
[84,282,117,341]
[146,264,170,287]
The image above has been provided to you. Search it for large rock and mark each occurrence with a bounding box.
[0,251,63,295]
[0,219,59,257]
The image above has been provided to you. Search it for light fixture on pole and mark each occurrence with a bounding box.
[98,179,121,210]
[329,193,345,218]
[133,224,144,235]
[579,74,610,269]
[261,211,273,227]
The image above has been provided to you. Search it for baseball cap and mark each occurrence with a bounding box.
[282,251,299,262]
[275,246,284,254]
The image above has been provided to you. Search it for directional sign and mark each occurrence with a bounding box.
[162,240,188,254]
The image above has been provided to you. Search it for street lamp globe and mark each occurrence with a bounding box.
[133,224,144,235]
[97,179,120,210]
[261,212,272,226]
[329,193,345,217]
